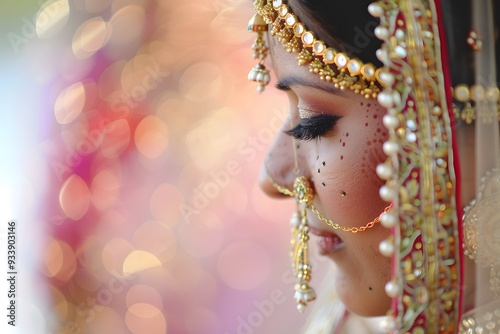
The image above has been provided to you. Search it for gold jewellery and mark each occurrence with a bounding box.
[271,176,391,233]
[291,177,316,313]
[247,1,500,126]
[270,174,392,312]
[247,0,389,98]
[247,11,271,93]
[452,84,500,124]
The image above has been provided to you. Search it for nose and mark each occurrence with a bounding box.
[258,114,304,198]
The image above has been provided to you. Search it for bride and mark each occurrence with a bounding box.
[247,0,500,332]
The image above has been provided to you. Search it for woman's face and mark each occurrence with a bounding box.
[259,34,392,316]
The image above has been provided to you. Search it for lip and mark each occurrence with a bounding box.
[308,226,345,255]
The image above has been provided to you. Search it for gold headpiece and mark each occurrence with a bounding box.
[248,1,500,125]
[452,84,500,124]
[248,0,389,98]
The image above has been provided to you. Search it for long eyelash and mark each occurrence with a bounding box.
[285,114,340,141]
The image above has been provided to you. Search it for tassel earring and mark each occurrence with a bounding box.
[247,13,270,93]
[291,176,316,312]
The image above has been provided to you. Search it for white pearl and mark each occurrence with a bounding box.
[381,316,396,331]
[394,45,407,58]
[395,29,405,40]
[257,85,265,94]
[377,91,394,108]
[374,26,389,40]
[379,239,394,257]
[383,114,400,129]
[379,71,395,85]
[392,90,401,106]
[297,303,305,313]
[385,281,400,297]
[263,73,270,84]
[376,163,392,180]
[406,132,417,142]
[367,3,384,17]
[383,140,399,155]
[256,72,264,82]
[379,185,395,202]
[248,69,256,81]
[380,212,397,228]
[376,48,388,63]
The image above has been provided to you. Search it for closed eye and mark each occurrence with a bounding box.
[285,114,341,141]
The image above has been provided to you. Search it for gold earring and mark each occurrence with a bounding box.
[247,13,270,93]
[291,176,316,312]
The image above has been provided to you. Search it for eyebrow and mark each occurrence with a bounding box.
[275,76,349,97]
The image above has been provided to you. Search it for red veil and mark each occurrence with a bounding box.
[375,0,500,332]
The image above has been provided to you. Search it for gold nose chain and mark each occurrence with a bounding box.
[269,173,391,313]
[271,176,391,233]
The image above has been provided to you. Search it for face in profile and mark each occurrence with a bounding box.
[259,30,392,316]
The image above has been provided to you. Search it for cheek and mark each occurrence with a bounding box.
[314,109,388,190]
[310,104,388,226]
[360,109,388,187]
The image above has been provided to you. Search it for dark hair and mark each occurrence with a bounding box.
[441,0,474,85]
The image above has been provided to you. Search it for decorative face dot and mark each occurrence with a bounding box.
[322,182,326,186]
[322,161,326,166]
[369,287,373,291]
[317,168,320,173]
[341,191,347,197]
[340,155,344,160]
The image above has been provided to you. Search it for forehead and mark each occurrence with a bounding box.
[267,32,298,78]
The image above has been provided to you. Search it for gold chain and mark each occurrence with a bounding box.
[271,179,295,197]
[311,204,391,233]
[270,176,391,233]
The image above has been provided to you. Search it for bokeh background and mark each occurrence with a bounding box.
[0,0,330,333]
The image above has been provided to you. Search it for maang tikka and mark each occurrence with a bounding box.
[247,13,271,93]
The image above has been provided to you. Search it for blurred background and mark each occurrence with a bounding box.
[0,0,330,333]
